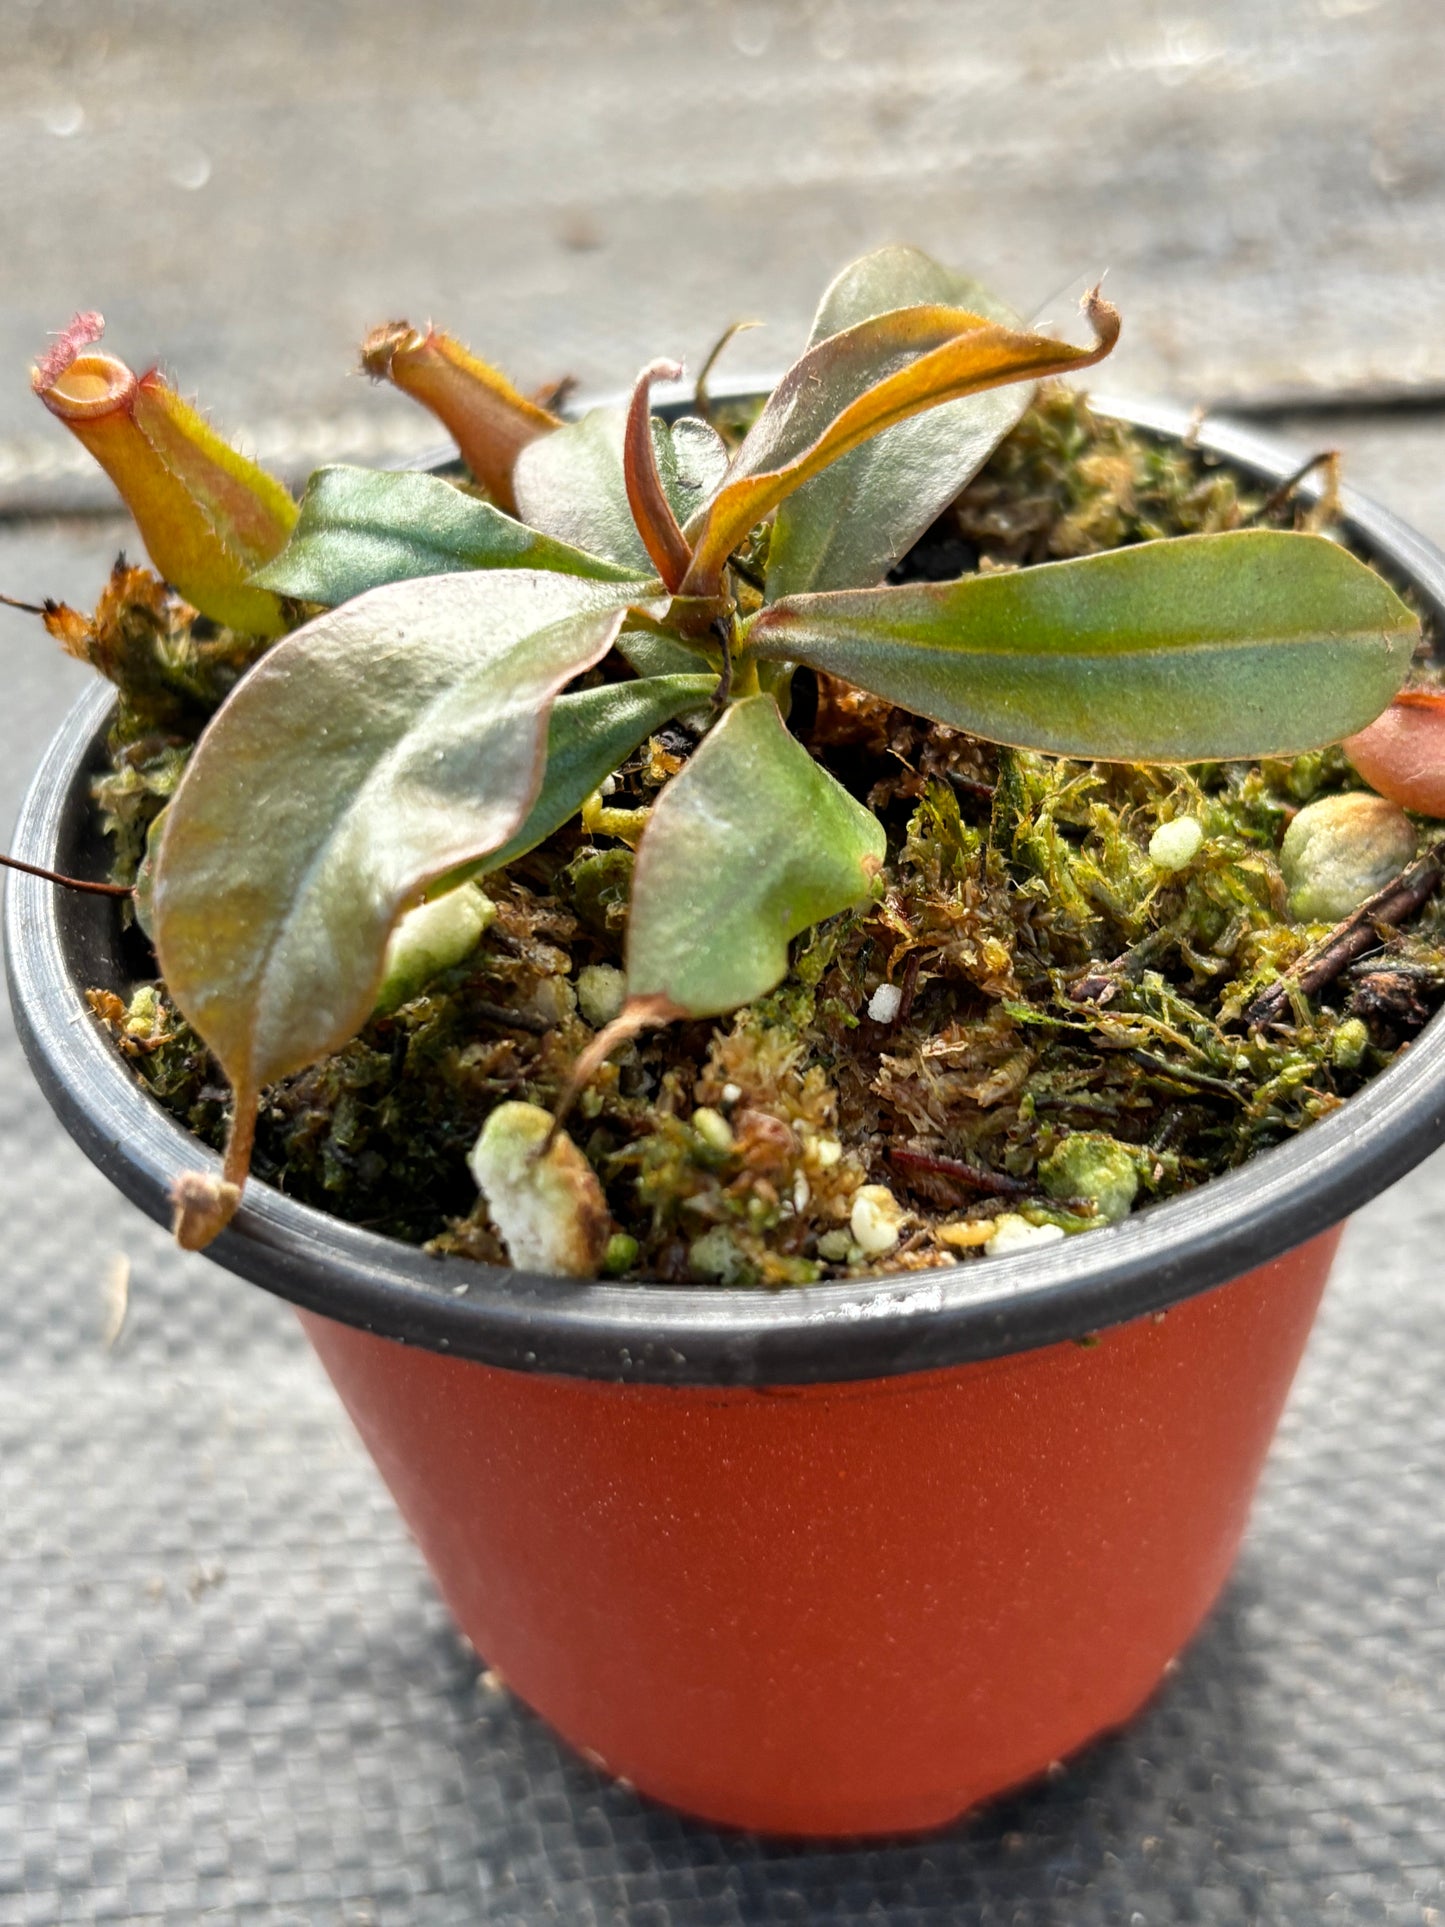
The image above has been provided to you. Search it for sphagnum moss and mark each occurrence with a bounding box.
[82,386,1445,1284]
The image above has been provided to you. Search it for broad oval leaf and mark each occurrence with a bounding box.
[625,693,885,1015]
[746,530,1419,762]
[252,465,639,604]
[513,407,729,574]
[765,245,1034,601]
[153,569,656,1107]
[679,292,1119,597]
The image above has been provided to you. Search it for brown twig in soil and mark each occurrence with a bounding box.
[472,999,552,1036]
[888,1144,1032,1199]
[1067,927,1174,1006]
[1242,837,1445,1031]
[896,949,923,1025]
[943,770,996,805]
[890,1144,1098,1218]
[0,851,132,898]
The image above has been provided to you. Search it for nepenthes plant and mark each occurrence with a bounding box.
[26,247,1420,1253]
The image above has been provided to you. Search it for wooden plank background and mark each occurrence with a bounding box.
[3,0,1444,510]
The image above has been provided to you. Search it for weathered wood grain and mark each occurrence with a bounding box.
[2,0,1442,506]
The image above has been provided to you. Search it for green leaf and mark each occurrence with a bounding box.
[617,625,712,679]
[746,530,1419,762]
[251,465,638,604]
[477,672,719,874]
[680,292,1119,597]
[624,693,885,1015]
[153,570,656,1104]
[376,882,495,1015]
[513,407,728,574]
[766,246,1035,601]
[810,245,1018,347]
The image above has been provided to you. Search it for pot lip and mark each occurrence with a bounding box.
[10,388,1445,1388]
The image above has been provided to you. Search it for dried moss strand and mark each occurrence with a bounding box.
[1256,449,1341,525]
[1126,1049,1245,1101]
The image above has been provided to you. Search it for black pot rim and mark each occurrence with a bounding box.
[9,390,1445,1388]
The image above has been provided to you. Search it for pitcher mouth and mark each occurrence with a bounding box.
[10,393,1445,1387]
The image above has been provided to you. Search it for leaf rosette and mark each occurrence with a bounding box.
[31,248,1421,1245]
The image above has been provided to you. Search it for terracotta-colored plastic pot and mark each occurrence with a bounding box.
[11,398,1445,1837]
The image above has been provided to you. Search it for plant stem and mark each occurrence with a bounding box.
[1126,1049,1244,1101]
[1068,927,1174,1006]
[0,851,132,898]
[710,615,734,711]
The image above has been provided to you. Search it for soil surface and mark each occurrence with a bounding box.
[77,387,1445,1284]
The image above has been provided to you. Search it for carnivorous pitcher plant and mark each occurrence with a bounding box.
[24,251,1420,1252]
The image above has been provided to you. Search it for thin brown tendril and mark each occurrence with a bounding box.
[0,852,132,898]
[1257,449,1341,524]
[544,994,682,1152]
[693,318,761,424]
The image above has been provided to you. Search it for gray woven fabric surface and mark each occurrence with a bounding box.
[1,460,1443,1922]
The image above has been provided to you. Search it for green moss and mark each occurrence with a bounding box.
[85,386,1445,1282]
[1039,1133,1140,1224]
[563,846,633,945]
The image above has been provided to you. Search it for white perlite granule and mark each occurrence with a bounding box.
[1148,817,1205,871]
[984,1214,1067,1256]
[867,982,903,1023]
[850,1183,905,1255]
